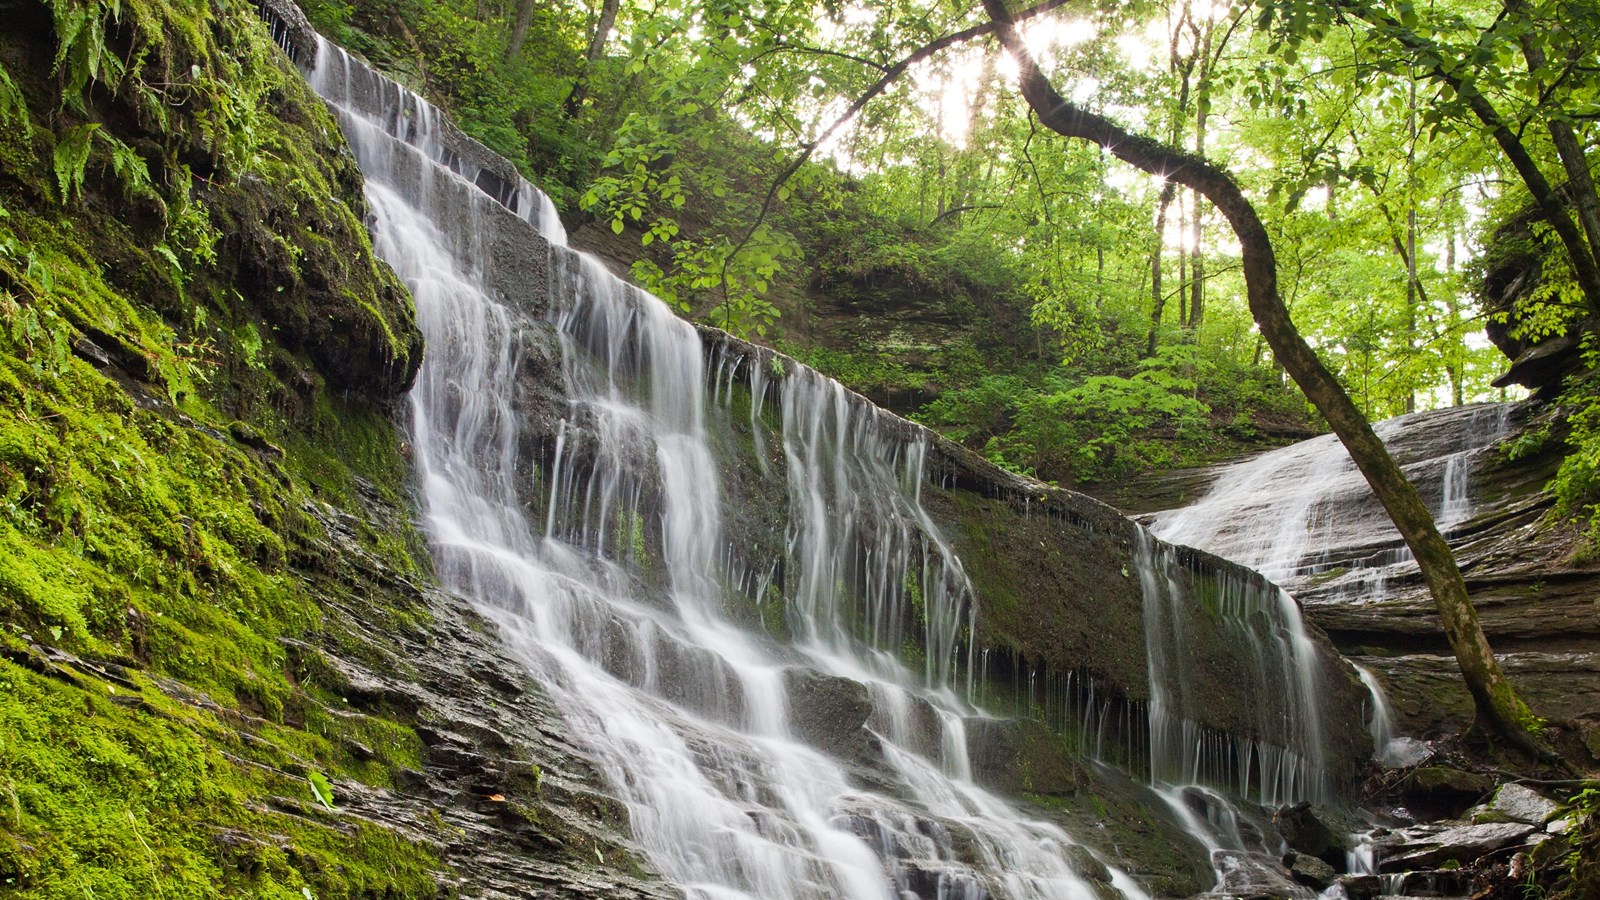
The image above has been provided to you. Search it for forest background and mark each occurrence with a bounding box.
[298,0,1599,537]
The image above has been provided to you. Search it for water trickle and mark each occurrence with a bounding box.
[305,34,1142,900]
[1354,665,1429,768]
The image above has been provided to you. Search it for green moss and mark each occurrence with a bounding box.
[0,0,447,893]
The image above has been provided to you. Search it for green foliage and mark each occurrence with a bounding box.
[0,63,29,137]
[1552,365,1600,558]
[0,0,447,893]
[920,345,1310,485]
[308,770,337,809]
[1006,351,1213,485]
[51,123,96,202]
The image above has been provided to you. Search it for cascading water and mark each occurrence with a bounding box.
[1151,403,1516,783]
[1353,664,1428,769]
[1151,404,1514,586]
[1133,530,1330,808]
[304,33,1149,900]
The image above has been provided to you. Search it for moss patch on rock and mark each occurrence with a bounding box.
[0,0,450,894]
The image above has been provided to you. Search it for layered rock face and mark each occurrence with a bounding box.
[1146,402,1600,756]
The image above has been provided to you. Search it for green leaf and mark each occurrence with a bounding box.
[611,217,624,235]
[308,772,336,810]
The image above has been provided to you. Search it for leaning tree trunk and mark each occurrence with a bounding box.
[982,0,1551,756]
[562,0,620,117]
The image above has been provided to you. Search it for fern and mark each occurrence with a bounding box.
[0,63,29,137]
[48,0,127,107]
[52,122,98,202]
[100,131,159,203]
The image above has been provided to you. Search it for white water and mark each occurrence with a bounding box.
[1133,530,1330,808]
[1151,405,1514,586]
[1353,664,1429,769]
[308,36,1145,900]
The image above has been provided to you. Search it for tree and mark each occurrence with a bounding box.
[1280,0,1600,320]
[979,0,1551,756]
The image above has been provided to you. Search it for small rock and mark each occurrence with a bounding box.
[1489,783,1559,825]
[1336,874,1381,900]
[1547,817,1572,835]
[1288,853,1337,889]
[1582,723,1600,760]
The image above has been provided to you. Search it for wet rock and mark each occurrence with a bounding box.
[782,668,871,756]
[965,717,1082,796]
[1063,844,1112,883]
[1337,873,1381,900]
[1384,868,1473,897]
[1204,850,1316,899]
[1378,736,1433,769]
[1274,802,1346,866]
[1487,783,1559,825]
[1378,821,1535,871]
[1286,852,1337,889]
[1400,767,1495,818]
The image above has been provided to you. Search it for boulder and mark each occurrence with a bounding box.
[1336,874,1381,900]
[1274,802,1346,866]
[782,669,871,756]
[1488,783,1559,825]
[1378,821,1536,871]
[1400,766,1495,818]
[1286,852,1338,890]
[1207,850,1316,900]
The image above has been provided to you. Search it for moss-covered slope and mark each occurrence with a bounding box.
[0,1,662,897]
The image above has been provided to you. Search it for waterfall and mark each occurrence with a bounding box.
[1354,664,1429,768]
[304,34,1149,900]
[1133,530,1330,807]
[1151,404,1515,584]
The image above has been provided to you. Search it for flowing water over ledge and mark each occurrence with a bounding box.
[275,15,1373,896]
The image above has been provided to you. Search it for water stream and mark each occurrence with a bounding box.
[306,35,1152,900]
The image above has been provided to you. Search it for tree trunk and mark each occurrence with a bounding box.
[1188,13,1213,333]
[560,0,620,116]
[1148,181,1178,358]
[1446,218,1465,407]
[983,0,1551,757]
[1404,77,1417,415]
[1508,12,1600,278]
[505,0,537,62]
